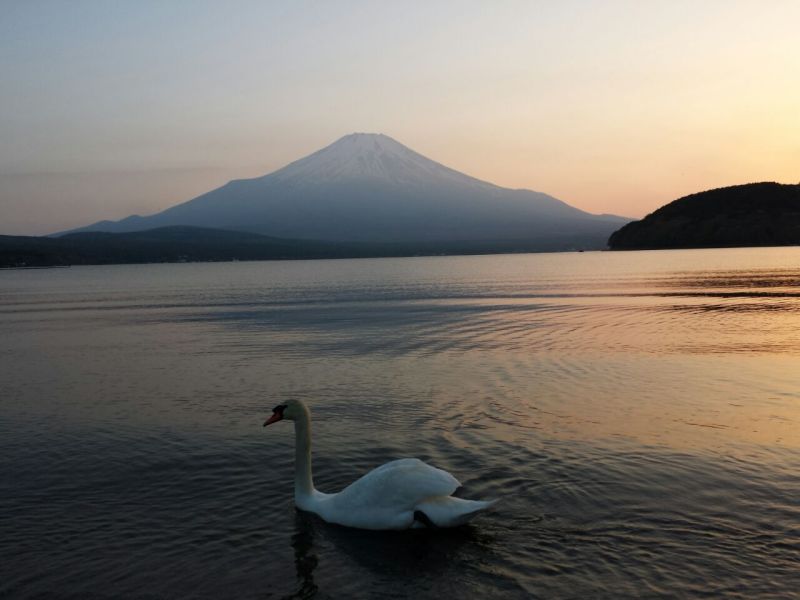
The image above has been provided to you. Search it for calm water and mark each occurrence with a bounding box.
[1,248,799,599]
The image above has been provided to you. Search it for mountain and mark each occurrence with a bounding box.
[62,133,629,249]
[0,226,372,267]
[608,182,800,250]
[3,225,627,268]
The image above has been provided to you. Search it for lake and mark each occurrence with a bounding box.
[1,248,798,598]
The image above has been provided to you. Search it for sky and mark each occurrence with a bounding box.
[1,0,799,235]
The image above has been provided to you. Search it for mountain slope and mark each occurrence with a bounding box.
[63,133,629,248]
[1,226,366,267]
[2,225,624,268]
[608,182,800,250]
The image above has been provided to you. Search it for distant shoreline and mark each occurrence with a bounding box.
[0,248,595,270]
[0,225,608,269]
[0,265,71,270]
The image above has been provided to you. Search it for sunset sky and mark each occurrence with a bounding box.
[1,0,798,235]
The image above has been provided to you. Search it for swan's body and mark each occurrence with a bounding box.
[264,399,495,530]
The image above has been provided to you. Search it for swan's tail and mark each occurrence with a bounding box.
[415,496,497,528]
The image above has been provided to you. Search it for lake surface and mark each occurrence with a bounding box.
[1,248,799,599]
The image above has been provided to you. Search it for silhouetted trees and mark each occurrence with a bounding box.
[608,182,800,250]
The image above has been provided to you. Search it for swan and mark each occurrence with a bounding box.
[263,399,495,530]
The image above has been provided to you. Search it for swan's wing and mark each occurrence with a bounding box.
[415,496,497,527]
[333,458,460,511]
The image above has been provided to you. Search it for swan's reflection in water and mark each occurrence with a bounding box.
[285,509,497,598]
[6,252,800,598]
[286,512,319,600]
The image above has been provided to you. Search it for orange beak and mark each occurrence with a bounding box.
[263,412,283,427]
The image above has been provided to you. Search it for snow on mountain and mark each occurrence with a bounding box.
[268,133,496,189]
[62,133,630,247]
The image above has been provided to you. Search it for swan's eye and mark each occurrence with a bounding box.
[273,404,287,414]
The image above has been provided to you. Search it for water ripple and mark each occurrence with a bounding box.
[3,250,800,598]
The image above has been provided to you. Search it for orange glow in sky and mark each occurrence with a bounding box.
[1,1,798,234]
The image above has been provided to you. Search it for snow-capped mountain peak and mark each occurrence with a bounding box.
[268,132,492,188]
[61,132,631,248]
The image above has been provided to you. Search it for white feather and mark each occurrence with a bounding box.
[267,400,495,530]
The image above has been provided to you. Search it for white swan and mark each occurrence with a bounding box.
[263,399,495,530]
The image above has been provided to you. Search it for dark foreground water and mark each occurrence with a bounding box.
[1,248,799,599]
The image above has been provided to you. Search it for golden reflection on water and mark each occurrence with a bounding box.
[424,348,800,456]
[2,249,799,458]
[3,249,800,599]
[423,264,800,454]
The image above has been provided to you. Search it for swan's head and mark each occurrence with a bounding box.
[263,399,307,427]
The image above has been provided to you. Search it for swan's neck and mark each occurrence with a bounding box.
[293,411,315,499]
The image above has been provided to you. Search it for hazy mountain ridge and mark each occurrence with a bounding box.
[608,182,800,250]
[2,225,616,268]
[62,133,629,246]
[1,226,357,267]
